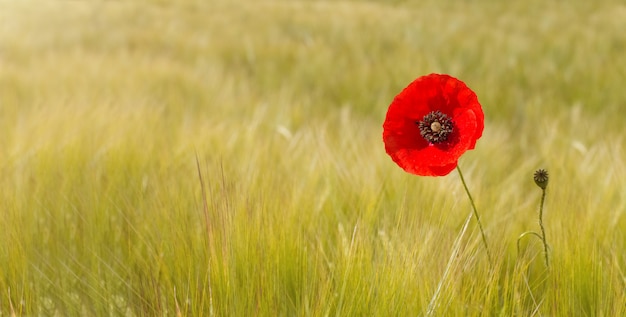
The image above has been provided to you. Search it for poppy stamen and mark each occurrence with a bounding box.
[418,111,454,144]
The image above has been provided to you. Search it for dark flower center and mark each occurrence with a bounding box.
[417,111,454,144]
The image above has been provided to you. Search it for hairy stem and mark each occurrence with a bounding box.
[456,166,492,266]
[538,188,549,269]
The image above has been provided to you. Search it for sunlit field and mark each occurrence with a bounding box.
[1,0,625,315]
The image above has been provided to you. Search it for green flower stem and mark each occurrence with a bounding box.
[538,187,549,269]
[516,188,550,270]
[456,166,492,266]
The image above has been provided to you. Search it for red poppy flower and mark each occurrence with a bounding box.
[383,73,484,176]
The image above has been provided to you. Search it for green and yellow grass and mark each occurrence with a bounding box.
[1,0,625,315]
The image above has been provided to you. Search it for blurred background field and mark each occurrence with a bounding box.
[1,0,625,315]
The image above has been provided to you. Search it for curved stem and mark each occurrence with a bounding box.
[538,188,549,269]
[516,231,543,256]
[456,166,492,266]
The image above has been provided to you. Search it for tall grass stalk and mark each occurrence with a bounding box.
[426,212,473,315]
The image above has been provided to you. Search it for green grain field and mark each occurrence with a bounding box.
[1,0,625,315]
